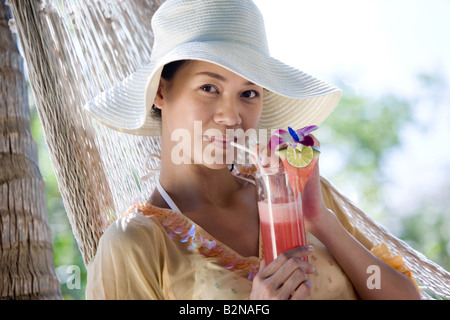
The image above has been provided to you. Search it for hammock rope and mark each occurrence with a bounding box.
[6,0,450,299]
[8,0,165,264]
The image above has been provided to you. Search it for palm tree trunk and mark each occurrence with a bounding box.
[0,0,61,300]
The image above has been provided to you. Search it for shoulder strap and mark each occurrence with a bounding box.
[156,180,182,213]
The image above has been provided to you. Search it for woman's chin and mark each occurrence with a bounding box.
[199,157,232,171]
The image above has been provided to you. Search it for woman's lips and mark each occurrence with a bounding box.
[204,135,237,149]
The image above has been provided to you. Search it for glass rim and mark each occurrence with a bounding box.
[254,168,289,177]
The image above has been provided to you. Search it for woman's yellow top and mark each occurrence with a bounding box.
[86,203,358,299]
[86,176,418,299]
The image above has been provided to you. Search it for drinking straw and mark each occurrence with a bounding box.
[230,141,266,172]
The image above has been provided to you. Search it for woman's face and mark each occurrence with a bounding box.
[155,60,264,169]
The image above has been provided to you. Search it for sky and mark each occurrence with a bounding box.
[253,0,450,215]
[254,0,450,97]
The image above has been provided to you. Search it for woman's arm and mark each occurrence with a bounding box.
[308,209,420,299]
[303,162,421,300]
[86,215,165,300]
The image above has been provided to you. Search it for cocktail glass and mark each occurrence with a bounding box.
[255,169,308,265]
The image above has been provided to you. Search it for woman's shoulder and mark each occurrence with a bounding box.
[99,204,168,248]
[87,204,173,299]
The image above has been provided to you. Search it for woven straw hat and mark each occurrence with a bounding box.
[84,0,342,136]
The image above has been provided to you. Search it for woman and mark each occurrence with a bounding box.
[84,0,420,300]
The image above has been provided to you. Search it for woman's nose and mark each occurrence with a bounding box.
[213,98,242,126]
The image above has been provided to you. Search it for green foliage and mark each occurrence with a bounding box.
[317,83,413,219]
[29,86,86,300]
[398,187,450,271]
[317,75,450,272]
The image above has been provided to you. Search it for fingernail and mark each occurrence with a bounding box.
[307,245,314,252]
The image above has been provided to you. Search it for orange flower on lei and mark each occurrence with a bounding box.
[370,243,420,293]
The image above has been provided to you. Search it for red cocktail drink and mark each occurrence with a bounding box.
[255,172,308,265]
[258,196,307,264]
[252,127,320,265]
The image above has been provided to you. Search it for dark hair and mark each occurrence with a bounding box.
[151,60,188,119]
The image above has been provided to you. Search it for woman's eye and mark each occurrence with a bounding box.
[241,90,259,99]
[200,85,218,93]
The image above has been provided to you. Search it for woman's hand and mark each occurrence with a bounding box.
[250,246,315,300]
[301,159,329,222]
[300,136,332,232]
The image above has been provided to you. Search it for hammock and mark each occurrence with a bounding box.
[7,0,450,300]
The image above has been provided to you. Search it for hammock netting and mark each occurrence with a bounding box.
[6,0,450,299]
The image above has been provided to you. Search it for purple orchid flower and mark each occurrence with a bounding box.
[269,125,318,150]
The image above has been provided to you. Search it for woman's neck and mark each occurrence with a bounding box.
[157,155,241,212]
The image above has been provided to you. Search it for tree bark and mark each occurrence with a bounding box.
[0,0,61,299]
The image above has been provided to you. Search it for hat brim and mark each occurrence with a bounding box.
[85,41,341,136]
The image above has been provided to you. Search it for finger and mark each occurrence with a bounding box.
[306,158,320,183]
[309,134,321,148]
[274,259,310,299]
[258,246,315,278]
[290,280,312,300]
[255,257,309,300]
[276,256,314,280]
[259,258,266,270]
[282,246,315,267]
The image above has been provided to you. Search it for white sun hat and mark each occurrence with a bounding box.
[84,0,342,136]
